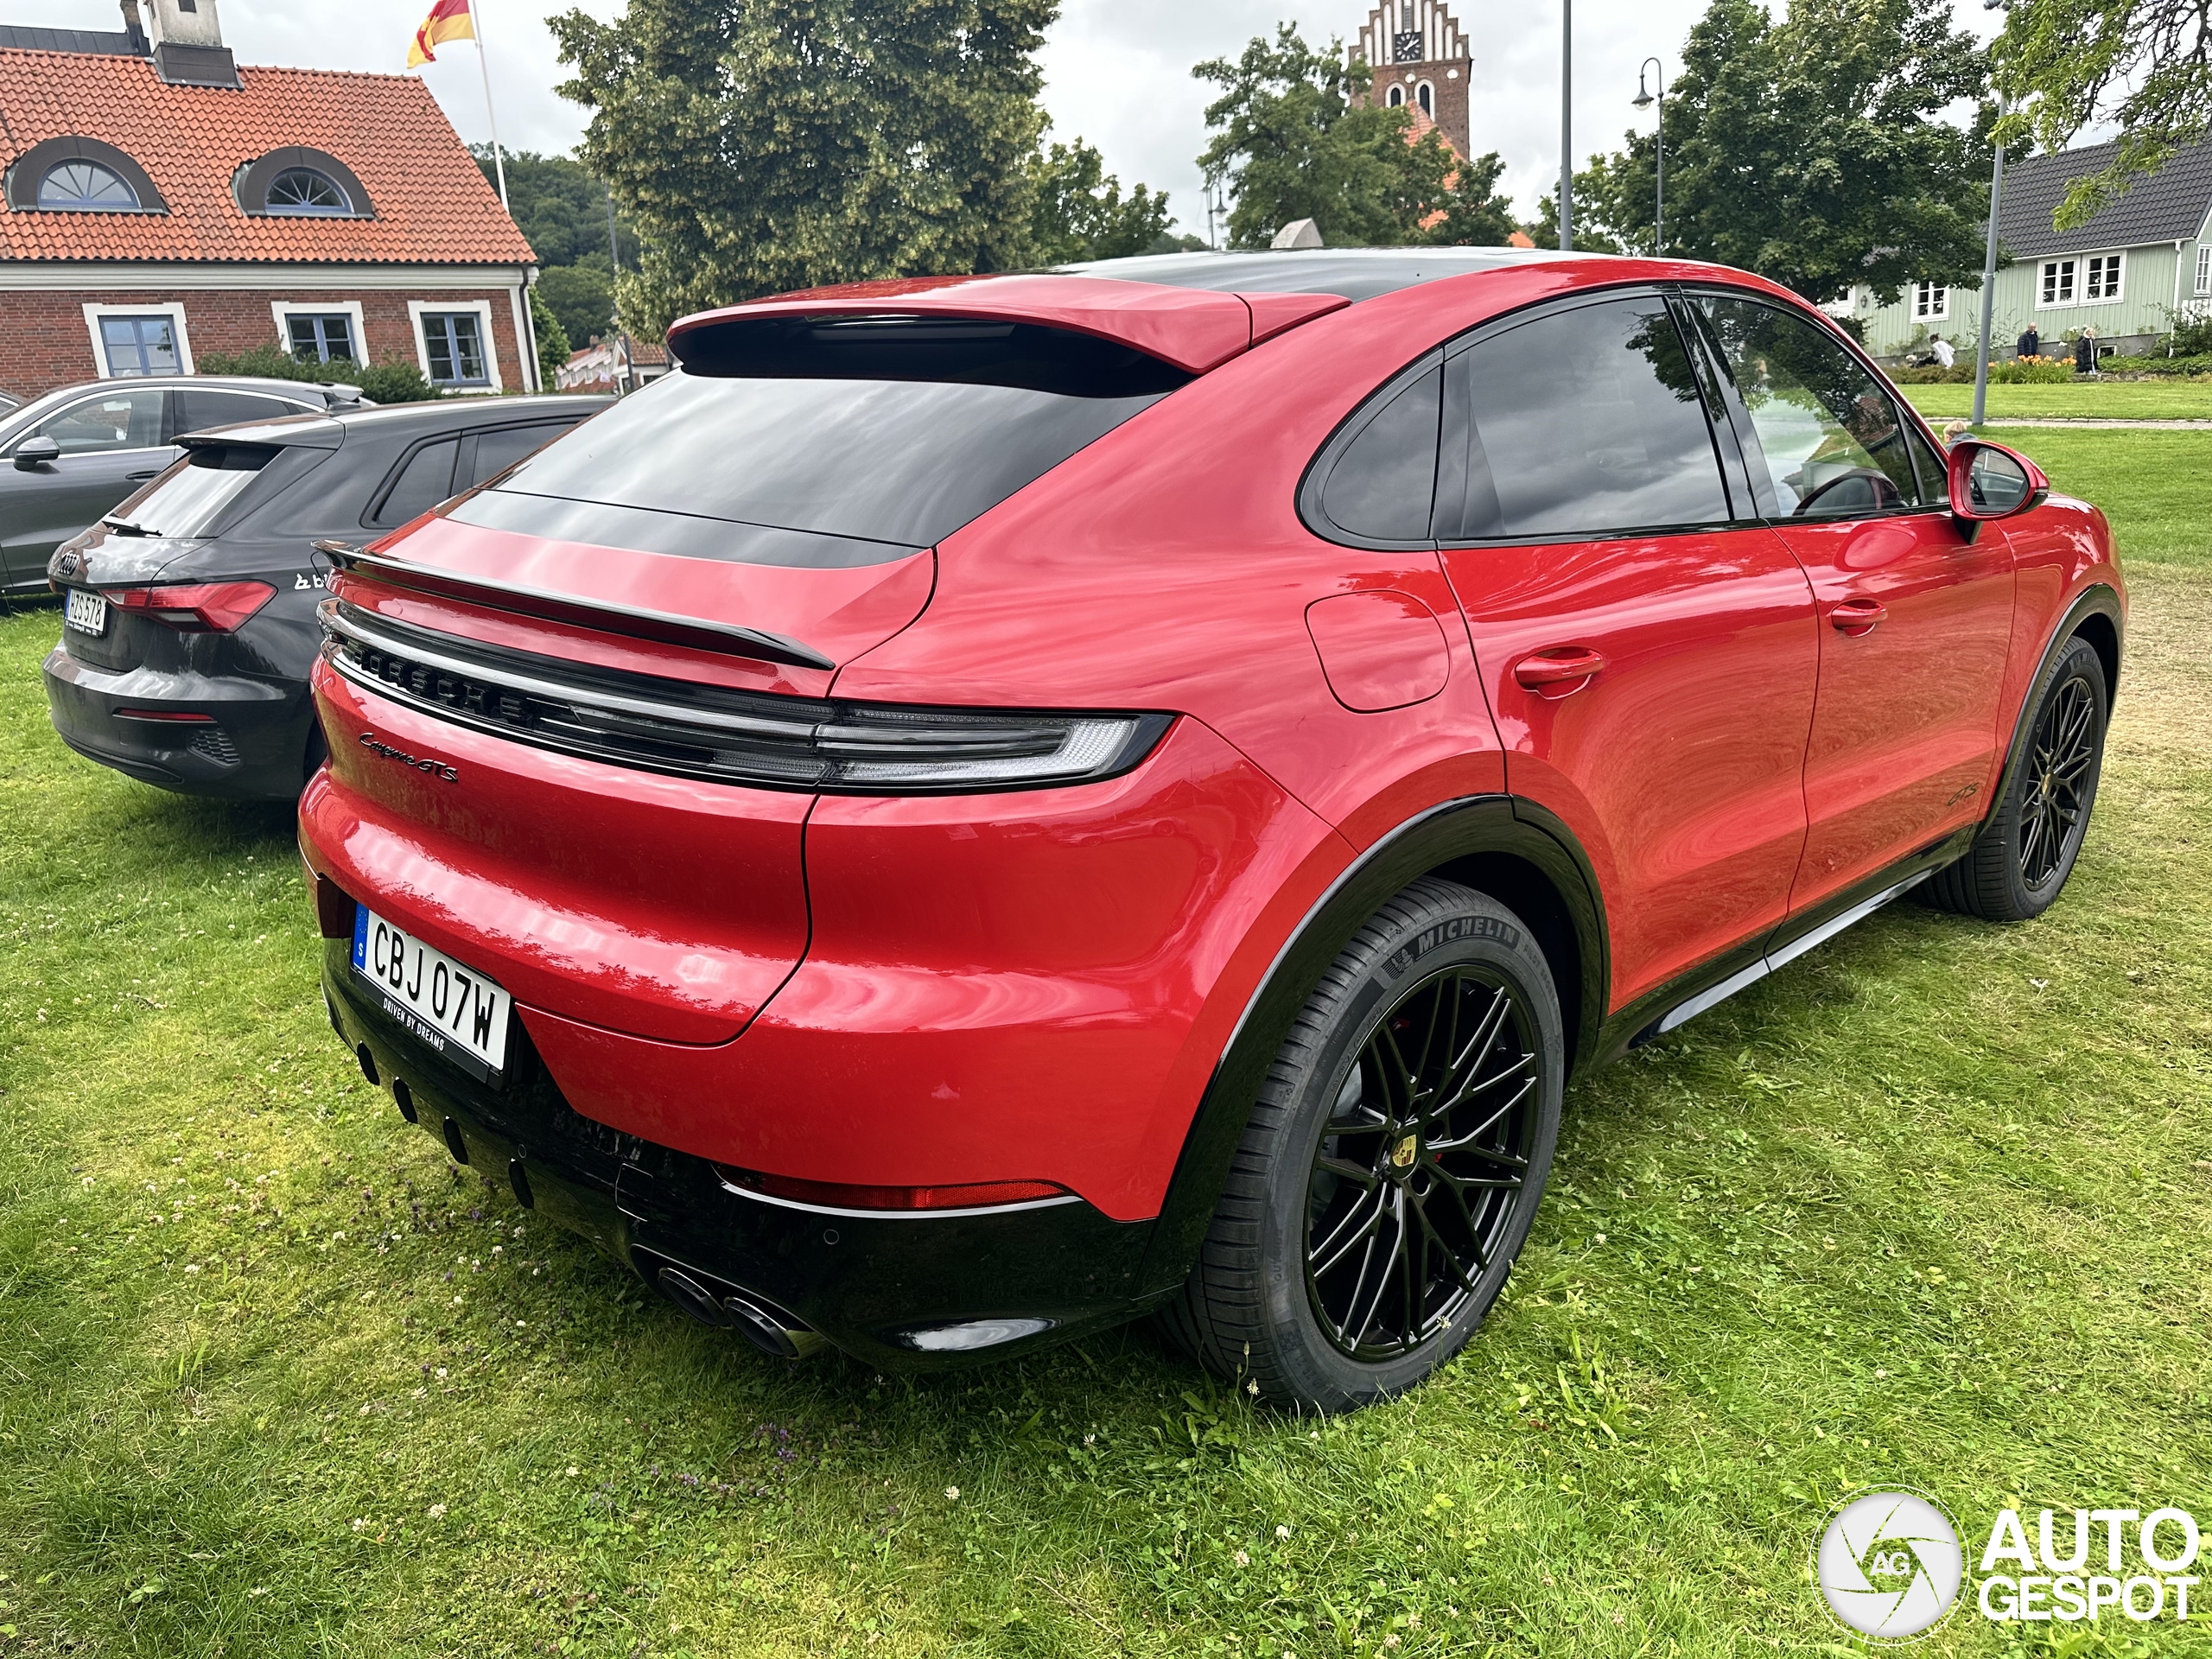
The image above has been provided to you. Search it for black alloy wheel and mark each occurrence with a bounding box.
[1161,878,1564,1411]
[1306,967,1540,1361]
[1923,634,2108,922]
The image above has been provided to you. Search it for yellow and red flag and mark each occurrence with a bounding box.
[406,0,475,67]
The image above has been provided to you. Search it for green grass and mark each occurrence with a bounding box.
[1902,377,2212,421]
[3,437,2210,1656]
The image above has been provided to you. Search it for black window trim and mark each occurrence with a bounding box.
[5,136,167,214]
[1672,282,1955,528]
[233,147,375,219]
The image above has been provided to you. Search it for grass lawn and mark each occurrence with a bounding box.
[3,441,2210,1656]
[1901,377,2212,422]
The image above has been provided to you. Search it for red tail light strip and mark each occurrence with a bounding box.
[713,1164,1076,1216]
[105,582,276,632]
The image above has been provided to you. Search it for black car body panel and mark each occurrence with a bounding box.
[41,395,612,799]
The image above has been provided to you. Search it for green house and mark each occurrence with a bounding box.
[1840,137,2212,362]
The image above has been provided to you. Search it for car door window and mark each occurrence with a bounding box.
[367,437,460,527]
[1692,295,1924,516]
[179,390,310,434]
[1313,358,1442,543]
[463,423,567,489]
[1437,296,1730,540]
[39,389,168,454]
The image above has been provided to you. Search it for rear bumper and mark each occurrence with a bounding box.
[321,944,1162,1368]
[43,643,313,800]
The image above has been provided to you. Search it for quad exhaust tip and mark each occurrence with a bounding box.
[649,1262,824,1360]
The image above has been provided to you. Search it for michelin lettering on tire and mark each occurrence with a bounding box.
[1815,1487,1965,1642]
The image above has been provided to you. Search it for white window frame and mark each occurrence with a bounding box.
[2196,243,2210,297]
[2083,250,2126,302]
[270,299,368,365]
[2037,257,2077,308]
[1911,281,1948,321]
[81,300,194,378]
[406,297,502,393]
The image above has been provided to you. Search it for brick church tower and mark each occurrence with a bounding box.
[1354,0,1473,158]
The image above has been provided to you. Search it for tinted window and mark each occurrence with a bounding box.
[1438,297,1728,539]
[179,390,306,434]
[105,445,275,537]
[41,388,167,454]
[1694,295,1924,515]
[370,437,459,527]
[479,321,1186,561]
[1317,360,1441,542]
[465,423,569,489]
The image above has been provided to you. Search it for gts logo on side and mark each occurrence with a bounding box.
[358,731,458,783]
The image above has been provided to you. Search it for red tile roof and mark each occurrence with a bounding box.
[0,48,535,265]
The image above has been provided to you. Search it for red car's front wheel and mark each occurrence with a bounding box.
[1161,878,1565,1410]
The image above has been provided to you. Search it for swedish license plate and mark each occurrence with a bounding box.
[350,906,512,1083]
[64,588,107,636]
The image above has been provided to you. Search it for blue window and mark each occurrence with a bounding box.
[421,311,488,385]
[39,160,139,211]
[287,313,357,363]
[99,315,182,377]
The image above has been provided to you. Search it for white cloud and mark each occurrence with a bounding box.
[43,0,2003,236]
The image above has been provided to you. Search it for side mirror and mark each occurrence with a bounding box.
[12,434,60,471]
[1947,437,2048,523]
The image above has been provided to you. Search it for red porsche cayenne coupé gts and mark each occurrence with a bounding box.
[299,248,2122,1409]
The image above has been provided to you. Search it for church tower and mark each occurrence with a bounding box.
[1354,0,1473,158]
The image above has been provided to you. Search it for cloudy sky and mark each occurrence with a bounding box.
[49,0,2004,237]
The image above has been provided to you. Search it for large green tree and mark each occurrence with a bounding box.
[1193,25,1465,249]
[1995,0,2209,227]
[550,0,1055,337]
[1575,0,1990,306]
[1027,138,1175,263]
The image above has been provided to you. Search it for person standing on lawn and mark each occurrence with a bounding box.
[1930,334,1956,369]
[2018,323,2039,359]
[2075,326,2099,375]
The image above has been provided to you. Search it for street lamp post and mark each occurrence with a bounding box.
[1631,58,1665,256]
[1559,0,1573,251]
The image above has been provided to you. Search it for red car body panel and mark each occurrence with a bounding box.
[298,251,2125,1351]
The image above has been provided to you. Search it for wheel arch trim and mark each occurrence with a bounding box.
[1135,792,1607,1295]
[1982,582,2123,839]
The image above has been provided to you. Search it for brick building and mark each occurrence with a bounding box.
[1352,0,1473,159]
[0,0,538,401]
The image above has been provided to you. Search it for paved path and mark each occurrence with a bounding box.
[1974,417,2212,429]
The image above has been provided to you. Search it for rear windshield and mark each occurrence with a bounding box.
[459,319,1188,565]
[104,444,275,538]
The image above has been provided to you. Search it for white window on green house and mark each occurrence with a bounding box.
[1911,282,1948,321]
[2197,244,2211,296]
[2040,258,2075,306]
[2085,252,2124,301]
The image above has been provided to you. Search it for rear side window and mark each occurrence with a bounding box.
[1437,296,1730,540]
[369,437,459,528]
[179,389,310,434]
[1314,358,1441,543]
[463,422,572,489]
[462,320,1190,563]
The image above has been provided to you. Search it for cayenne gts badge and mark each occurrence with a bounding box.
[359,731,458,782]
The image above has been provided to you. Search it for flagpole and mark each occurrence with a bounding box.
[472,0,509,213]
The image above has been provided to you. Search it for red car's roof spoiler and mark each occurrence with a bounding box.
[664,275,1351,377]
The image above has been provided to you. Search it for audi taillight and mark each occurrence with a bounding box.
[108,582,276,633]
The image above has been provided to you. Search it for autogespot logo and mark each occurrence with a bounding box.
[1816,1488,1967,1642]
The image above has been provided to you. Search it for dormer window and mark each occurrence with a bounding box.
[264,167,352,216]
[40,160,139,211]
[236,147,374,219]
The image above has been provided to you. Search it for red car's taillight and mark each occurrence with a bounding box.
[714,1165,1071,1212]
[107,581,276,632]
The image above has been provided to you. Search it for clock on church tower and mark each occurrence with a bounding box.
[1356,0,1474,159]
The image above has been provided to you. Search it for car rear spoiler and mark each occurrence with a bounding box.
[313,541,836,671]
[664,275,1351,377]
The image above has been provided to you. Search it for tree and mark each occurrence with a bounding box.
[537,258,617,344]
[1027,139,1174,263]
[1427,150,1522,247]
[471,146,637,270]
[550,0,1056,337]
[1193,25,1458,248]
[1573,0,1990,306]
[530,286,573,385]
[1995,0,2209,227]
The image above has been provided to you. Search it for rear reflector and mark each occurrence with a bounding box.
[107,581,276,632]
[306,866,355,939]
[115,708,214,722]
[714,1165,1071,1211]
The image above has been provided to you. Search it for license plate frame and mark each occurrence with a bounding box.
[64,588,108,637]
[349,905,512,1084]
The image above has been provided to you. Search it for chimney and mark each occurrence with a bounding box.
[118,0,149,53]
[143,0,239,87]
